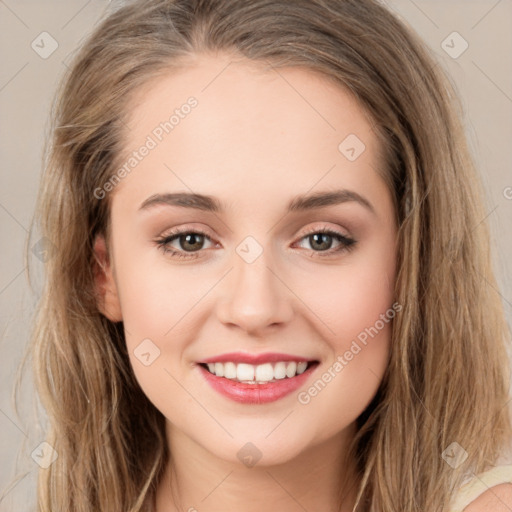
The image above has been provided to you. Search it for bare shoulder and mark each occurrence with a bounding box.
[463,483,512,511]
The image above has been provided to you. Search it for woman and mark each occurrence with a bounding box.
[23,0,512,510]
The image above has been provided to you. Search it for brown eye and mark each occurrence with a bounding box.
[308,233,335,251]
[295,228,357,257]
[155,229,214,259]
[175,233,206,252]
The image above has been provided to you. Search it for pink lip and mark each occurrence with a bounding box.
[197,361,319,404]
[198,351,313,365]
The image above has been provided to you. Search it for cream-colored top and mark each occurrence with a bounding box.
[448,464,512,511]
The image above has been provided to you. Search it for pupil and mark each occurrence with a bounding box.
[182,234,203,251]
[311,233,332,251]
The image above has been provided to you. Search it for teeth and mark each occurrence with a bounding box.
[224,362,237,379]
[255,363,273,381]
[285,362,297,378]
[297,362,308,374]
[203,361,312,382]
[274,362,287,379]
[237,363,255,381]
[214,362,224,377]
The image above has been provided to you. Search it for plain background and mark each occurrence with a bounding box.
[1,0,511,510]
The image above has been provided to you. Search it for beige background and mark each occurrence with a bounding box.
[1,0,511,509]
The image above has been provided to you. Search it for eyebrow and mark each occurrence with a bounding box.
[138,189,375,215]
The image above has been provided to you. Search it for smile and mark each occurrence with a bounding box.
[196,352,320,404]
[202,361,311,383]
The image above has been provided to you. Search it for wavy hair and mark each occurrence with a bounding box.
[16,0,512,510]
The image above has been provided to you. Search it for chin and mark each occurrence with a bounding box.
[196,424,318,468]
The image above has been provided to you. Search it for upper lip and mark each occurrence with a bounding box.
[197,352,316,365]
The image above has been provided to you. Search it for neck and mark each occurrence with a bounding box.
[155,422,360,512]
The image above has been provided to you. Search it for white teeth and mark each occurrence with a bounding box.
[214,362,224,377]
[237,363,255,381]
[255,363,274,381]
[203,360,312,382]
[285,362,297,378]
[224,362,237,379]
[296,362,308,374]
[274,362,287,379]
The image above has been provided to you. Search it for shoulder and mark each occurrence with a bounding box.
[462,483,512,511]
[450,464,512,512]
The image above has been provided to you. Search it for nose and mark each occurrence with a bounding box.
[216,250,294,335]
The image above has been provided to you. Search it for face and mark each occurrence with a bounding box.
[94,53,398,467]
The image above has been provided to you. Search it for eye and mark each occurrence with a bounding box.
[154,224,357,260]
[294,225,357,258]
[155,228,215,260]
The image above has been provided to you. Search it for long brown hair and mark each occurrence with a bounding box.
[19,0,512,510]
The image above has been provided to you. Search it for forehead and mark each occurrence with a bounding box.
[111,53,387,212]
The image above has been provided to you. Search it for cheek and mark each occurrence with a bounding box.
[295,280,395,440]
[111,248,191,397]
[115,245,191,339]
[292,239,396,420]
[302,235,397,352]
[331,267,395,350]
[115,256,195,416]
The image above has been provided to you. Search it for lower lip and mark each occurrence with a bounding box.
[197,363,319,404]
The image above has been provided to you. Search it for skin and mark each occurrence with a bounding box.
[94,52,398,512]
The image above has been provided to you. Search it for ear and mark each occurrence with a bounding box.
[92,234,123,322]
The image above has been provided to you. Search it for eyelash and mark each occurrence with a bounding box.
[154,225,357,260]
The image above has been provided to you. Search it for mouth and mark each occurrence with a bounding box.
[196,354,320,404]
[198,360,318,383]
